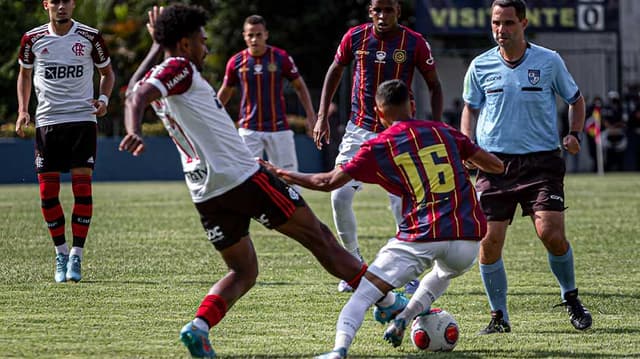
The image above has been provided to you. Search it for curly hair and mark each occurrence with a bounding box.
[154,4,209,49]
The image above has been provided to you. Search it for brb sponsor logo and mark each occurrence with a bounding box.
[45,65,84,79]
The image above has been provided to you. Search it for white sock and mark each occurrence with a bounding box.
[376,291,396,308]
[193,317,210,332]
[334,278,384,351]
[69,246,83,259]
[331,183,359,254]
[55,244,69,255]
[398,268,450,321]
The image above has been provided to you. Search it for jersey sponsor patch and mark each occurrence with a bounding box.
[45,65,84,79]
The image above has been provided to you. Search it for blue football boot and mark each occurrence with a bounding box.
[373,292,408,324]
[55,253,69,283]
[314,347,347,359]
[66,255,82,282]
[180,321,216,358]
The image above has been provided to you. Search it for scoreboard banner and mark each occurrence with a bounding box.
[416,0,619,34]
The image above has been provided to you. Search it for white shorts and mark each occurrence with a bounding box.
[334,121,379,166]
[238,128,298,171]
[368,239,480,288]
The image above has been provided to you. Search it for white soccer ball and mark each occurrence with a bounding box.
[410,308,459,352]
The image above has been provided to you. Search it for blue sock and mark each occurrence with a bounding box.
[548,246,576,299]
[479,258,509,322]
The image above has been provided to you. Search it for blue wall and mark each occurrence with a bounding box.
[0,135,323,184]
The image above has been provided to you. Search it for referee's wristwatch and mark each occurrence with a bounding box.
[569,131,582,144]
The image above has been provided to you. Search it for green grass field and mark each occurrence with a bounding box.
[1,174,639,358]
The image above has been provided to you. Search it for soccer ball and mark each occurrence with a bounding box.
[410,308,459,352]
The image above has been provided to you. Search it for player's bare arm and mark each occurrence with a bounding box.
[460,104,480,169]
[281,167,352,192]
[15,66,33,138]
[127,6,164,97]
[563,95,586,155]
[423,69,444,122]
[92,64,115,117]
[216,84,234,106]
[315,61,346,149]
[460,104,478,140]
[468,149,504,174]
[120,82,162,156]
[291,77,317,137]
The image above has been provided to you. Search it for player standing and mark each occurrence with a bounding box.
[16,0,115,283]
[217,15,316,173]
[264,79,503,358]
[313,0,444,293]
[120,5,367,358]
[460,0,592,333]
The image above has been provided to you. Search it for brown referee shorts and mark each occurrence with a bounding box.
[195,166,306,250]
[475,149,566,222]
[35,121,97,173]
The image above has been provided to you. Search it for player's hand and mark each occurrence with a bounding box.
[146,5,163,38]
[313,118,330,150]
[257,158,279,173]
[91,99,108,117]
[464,160,477,171]
[119,133,145,156]
[15,111,31,138]
[305,113,317,138]
[563,134,581,155]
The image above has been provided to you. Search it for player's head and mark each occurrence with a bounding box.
[43,0,76,25]
[243,15,269,56]
[369,0,401,35]
[491,0,528,49]
[375,79,412,128]
[155,4,209,71]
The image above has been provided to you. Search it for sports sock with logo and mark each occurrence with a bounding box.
[39,173,65,247]
[71,174,92,249]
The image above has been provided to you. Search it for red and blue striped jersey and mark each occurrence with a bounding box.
[335,24,436,133]
[341,120,486,242]
[223,46,300,132]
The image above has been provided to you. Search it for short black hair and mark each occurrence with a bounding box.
[154,4,209,48]
[375,79,409,107]
[244,14,266,28]
[492,0,527,20]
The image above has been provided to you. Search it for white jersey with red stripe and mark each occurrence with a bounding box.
[139,56,259,202]
[18,21,111,127]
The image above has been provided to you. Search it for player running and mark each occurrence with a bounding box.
[263,79,504,358]
[121,5,367,358]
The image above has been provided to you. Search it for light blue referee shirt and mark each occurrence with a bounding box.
[463,43,581,154]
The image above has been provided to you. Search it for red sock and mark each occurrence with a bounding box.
[347,263,368,289]
[195,294,228,328]
[39,173,65,246]
[71,174,92,248]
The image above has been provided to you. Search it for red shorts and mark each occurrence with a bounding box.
[475,150,566,222]
[194,166,306,250]
[35,122,97,173]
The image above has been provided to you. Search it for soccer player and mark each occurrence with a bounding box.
[460,0,592,334]
[15,0,115,283]
[217,15,316,173]
[313,0,444,293]
[120,5,367,358]
[263,79,504,358]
